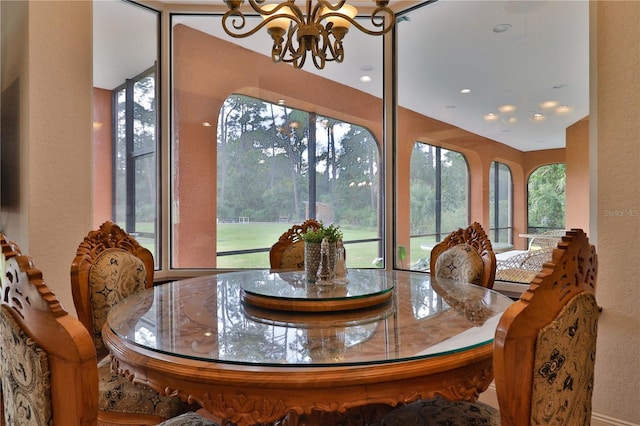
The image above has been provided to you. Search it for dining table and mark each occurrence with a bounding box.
[103,268,514,426]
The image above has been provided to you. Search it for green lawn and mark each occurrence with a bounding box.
[216,222,381,269]
[137,221,436,270]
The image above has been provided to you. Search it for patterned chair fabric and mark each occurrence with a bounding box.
[371,291,599,426]
[531,291,598,424]
[429,222,497,289]
[374,229,598,426]
[1,249,100,425]
[88,248,147,355]
[72,222,191,423]
[369,396,500,426]
[434,243,484,285]
[279,242,306,270]
[97,356,188,419]
[158,411,219,426]
[0,234,24,426]
[0,305,52,426]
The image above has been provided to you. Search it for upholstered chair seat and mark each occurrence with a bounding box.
[0,304,54,425]
[374,230,599,426]
[159,412,219,426]
[434,243,484,284]
[370,396,500,426]
[1,235,217,426]
[429,222,497,289]
[71,221,192,424]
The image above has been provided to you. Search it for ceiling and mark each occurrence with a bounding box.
[94,0,589,152]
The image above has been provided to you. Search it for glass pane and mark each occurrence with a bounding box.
[171,14,384,269]
[408,143,469,271]
[528,163,566,233]
[114,88,127,224]
[215,95,380,269]
[93,0,159,264]
[489,162,513,249]
[134,153,157,258]
[133,74,156,153]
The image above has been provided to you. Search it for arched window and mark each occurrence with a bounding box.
[213,94,382,269]
[407,142,469,271]
[528,163,566,233]
[489,161,513,250]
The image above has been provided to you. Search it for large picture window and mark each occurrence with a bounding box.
[407,143,469,271]
[528,163,566,233]
[113,67,158,261]
[489,161,513,250]
[214,94,382,269]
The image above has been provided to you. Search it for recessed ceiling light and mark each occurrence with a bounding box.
[277,99,286,106]
[492,24,512,33]
[531,113,545,121]
[484,112,498,121]
[540,100,558,109]
[460,88,471,94]
[202,122,212,127]
[498,104,516,113]
[556,105,572,115]
[360,75,372,83]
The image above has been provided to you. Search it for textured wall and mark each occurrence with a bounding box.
[1,1,93,316]
[592,1,640,423]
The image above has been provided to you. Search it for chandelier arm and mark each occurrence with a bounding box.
[321,6,395,36]
[278,24,304,65]
[310,37,327,70]
[249,0,306,23]
[313,26,330,68]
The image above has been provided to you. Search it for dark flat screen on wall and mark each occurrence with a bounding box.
[1,77,20,209]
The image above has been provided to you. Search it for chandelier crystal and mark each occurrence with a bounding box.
[222,0,396,70]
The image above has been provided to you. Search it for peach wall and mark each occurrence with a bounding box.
[93,88,113,226]
[565,117,590,230]
[172,24,581,266]
[173,24,384,268]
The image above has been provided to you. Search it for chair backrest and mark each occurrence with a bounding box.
[0,234,23,426]
[429,222,497,288]
[269,219,322,270]
[1,250,98,425]
[494,229,598,426]
[71,221,154,359]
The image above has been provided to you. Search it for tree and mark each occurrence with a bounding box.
[528,163,566,229]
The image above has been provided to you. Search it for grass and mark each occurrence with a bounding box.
[216,222,381,269]
[138,221,441,270]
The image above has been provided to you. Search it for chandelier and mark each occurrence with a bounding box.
[222,0,396,70]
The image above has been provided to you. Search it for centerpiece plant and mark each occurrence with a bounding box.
[302,222,343,282]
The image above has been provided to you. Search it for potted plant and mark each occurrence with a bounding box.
[302,223,343,282]
[302,228,324,282]
[321,223,342,274]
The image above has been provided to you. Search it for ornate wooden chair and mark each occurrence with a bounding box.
[269,219,322,270]
[429,222,497,289]
[372,229,599,426]
[1,250,100,425]
[70,221,191,425]
[0,233,24,426]
[0,239,217,426]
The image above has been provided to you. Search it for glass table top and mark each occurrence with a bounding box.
[106,269,514,367]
